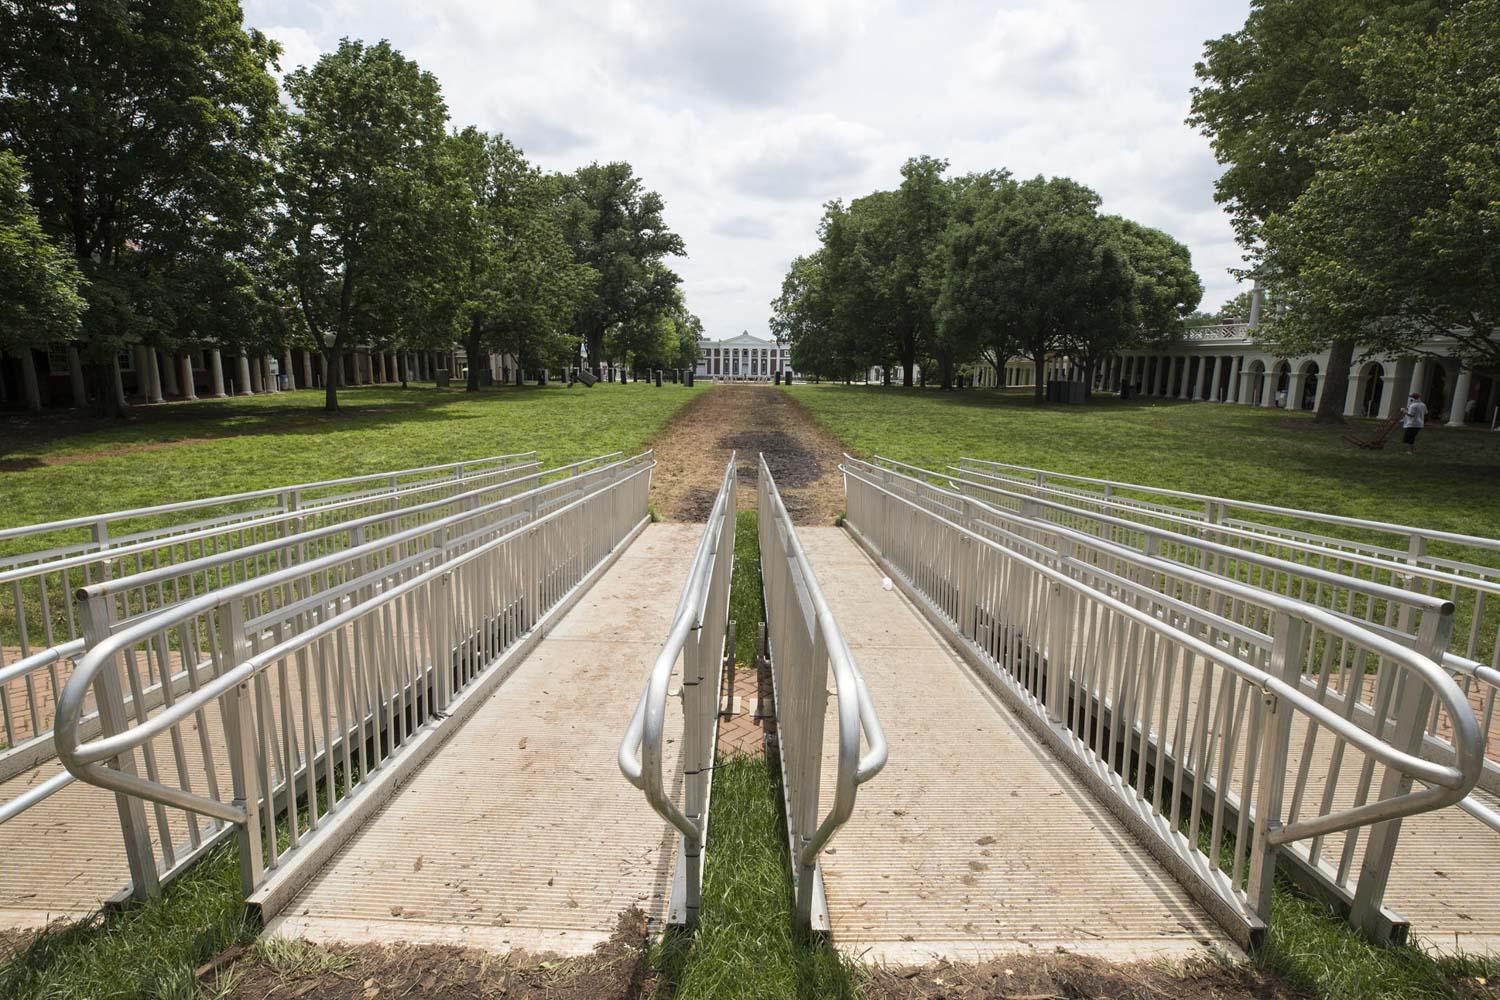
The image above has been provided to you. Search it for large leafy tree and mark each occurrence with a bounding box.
[1259,0,1500,369]
[558,162,685,377]
[0,0,282,413]
[1188,0,1453,422]
[771,250,863,381]
[273,39,450,412]
[438,128,590,391]
[0,150,85,353]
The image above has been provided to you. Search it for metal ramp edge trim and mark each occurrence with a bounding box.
[245,515,650,923]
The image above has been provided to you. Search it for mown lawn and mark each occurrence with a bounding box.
[787,384,1500,536]
[0,382,704,537]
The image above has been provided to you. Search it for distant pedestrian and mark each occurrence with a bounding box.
[1401,392,1428,454]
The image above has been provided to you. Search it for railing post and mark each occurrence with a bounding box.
[220,599,264,898]
[434,572,454,705]
[680,622,708,924]
[793,626,830,932]
[957,536,977,640]
[78,590,160,898]
[1350,605,1453,941]
[1248,611,1303,924]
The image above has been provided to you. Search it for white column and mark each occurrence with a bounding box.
[1193,357,1209,400]
[1344,371,1365,417]
[1261,369,1277,408]
[1229,356,1244,403]
[1449,366,1473,426]
[67,344,87,407]
[146,348,164,403]
[180,353,197,400]
[261,355,276,392]
[160,350,180,396]
[1408,358,1428,403]
[210,350,227,397]
[283,349,297,390]
[241,354,257,394]
[17,348,42,411]
[110,354,128,411]
[1177,359,1192,399]
[376,351,387,383]
[319,353,329,386]
[301,350,313,389]
[1248,279,1263,327]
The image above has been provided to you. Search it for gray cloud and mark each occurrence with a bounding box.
[711,214,777,240]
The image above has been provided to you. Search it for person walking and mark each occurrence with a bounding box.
[1401,392,1428,454]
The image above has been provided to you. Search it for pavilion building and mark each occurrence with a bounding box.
[696,332,794,382]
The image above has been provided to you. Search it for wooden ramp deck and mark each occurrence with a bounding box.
[798,526,1236,964]
[262,523,695,956]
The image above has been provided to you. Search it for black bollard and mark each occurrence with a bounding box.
[654,369,662,387]
[686,370,695,387]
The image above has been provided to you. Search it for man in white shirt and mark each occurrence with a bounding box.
[1401,392,1428,454]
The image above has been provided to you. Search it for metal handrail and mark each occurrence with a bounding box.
[956,457,1500,558]
[761,454,885,930]
[842,465,1481,945]
[845,462,1476,791]
[0,451,538,552]
[618,455,737,926]
[0,454,629,776]
[55,460,655,901]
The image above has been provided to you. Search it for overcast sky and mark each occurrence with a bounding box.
[244,0,1252,340]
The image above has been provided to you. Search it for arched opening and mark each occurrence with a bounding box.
[1273,362,1291,407]
[1427,364,1448,418]
[1359,362,1385,418]
[1299,361,1320,411]
[1247,360,1267,406]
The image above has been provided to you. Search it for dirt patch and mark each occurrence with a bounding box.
[208,909,649,1000]
[862,953,1307,1000]
[648,385,846,525]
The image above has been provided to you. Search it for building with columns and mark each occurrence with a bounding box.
[696,332,794,381]
[1106,322,1499,427]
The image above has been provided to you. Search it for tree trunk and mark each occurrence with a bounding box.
[1083,360,1096,402]
[90,361,127,418]
[902,353,915,388]
[323,344,342,413]
[1032,349,1047,403]
[465,325,484,392]
[1314,338,1356,424]
[939,351,954,391]
[586,327,606,380]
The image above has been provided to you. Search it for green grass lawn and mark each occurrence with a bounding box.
[0,383,703,537]
[787,384,1500,537]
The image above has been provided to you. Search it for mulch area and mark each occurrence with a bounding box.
[860,954,1308,999]
[649,385,847,525]
[207,910,650,1000]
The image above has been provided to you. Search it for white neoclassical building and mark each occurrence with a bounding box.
[697,331,795,381]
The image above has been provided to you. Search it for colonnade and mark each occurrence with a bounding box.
[2,344,460,411]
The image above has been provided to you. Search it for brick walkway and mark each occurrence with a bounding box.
[716,661,776,757]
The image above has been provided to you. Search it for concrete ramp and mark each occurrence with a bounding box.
[264,524,696,956]
[799,527,1235,964]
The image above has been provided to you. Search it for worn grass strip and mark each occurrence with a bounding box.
[730,509,764,667]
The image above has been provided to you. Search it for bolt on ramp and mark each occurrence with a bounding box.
[797,526,1237,965]
[263,523,698,956]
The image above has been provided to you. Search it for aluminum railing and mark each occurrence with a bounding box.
[1,455,546,671]
[2,454,648,838]
[956,457,1500,672]
[619,455,737,927]
[842,467,1481,948]
[0,451,538,567]
[912,458,1500,794]
[54,459,653,906]
[761,454,886,932]
[845,458,1474,932]
[0,454,621,786]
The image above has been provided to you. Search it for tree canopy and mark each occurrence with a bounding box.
[0,150,85,353]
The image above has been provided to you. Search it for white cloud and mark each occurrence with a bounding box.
[242,0,1253,335]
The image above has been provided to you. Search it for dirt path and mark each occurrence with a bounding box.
[648,385,846,525]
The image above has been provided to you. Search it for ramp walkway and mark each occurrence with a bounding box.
[798,526,1232,963]
[264,524,698,955]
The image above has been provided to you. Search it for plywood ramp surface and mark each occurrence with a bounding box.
[798,527,1235,965]
[265,524,697,956]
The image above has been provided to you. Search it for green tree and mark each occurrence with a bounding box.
[0,0,283,412]
[1188,0,1451,422]
[771,250,861,381]
[558,162,685,377]
[272,39,450,412]
[437,129,589,391]
[1259,0,1500,369]
[0,150,85,353]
